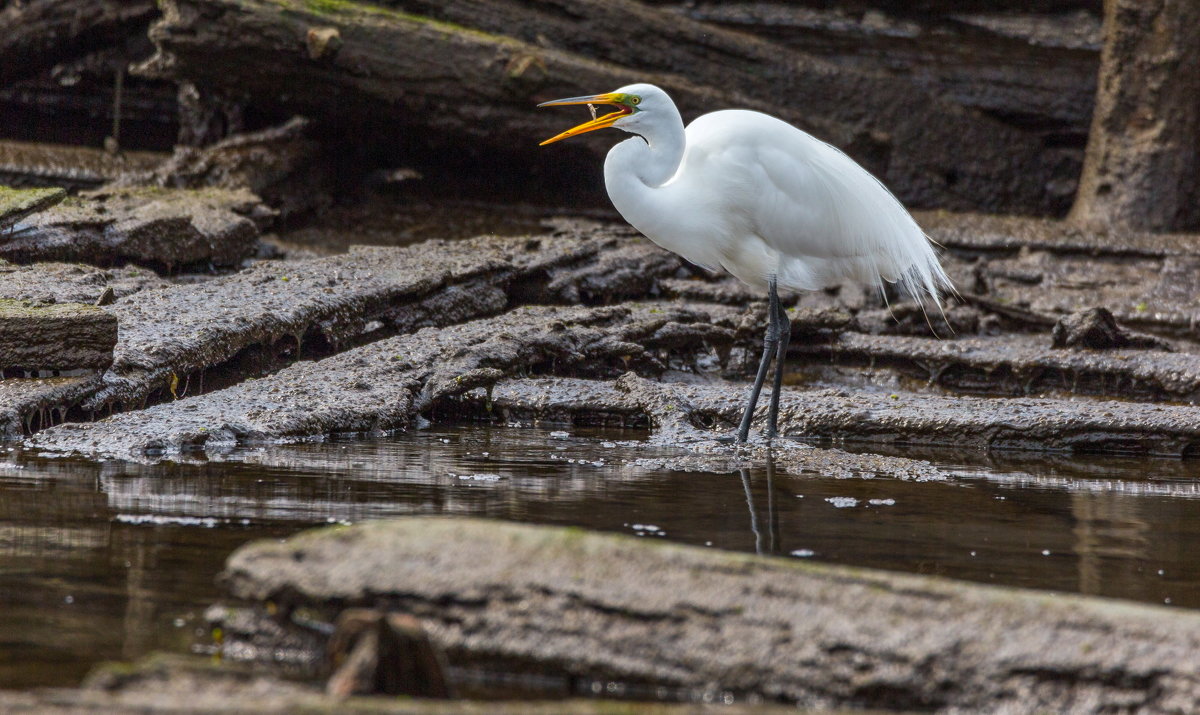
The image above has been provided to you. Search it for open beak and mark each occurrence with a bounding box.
[538,93,631,146]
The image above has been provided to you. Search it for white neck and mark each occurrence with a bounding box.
[602,112,686,235]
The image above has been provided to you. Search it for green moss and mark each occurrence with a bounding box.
[0,185,66,228]
[0,298,106,318]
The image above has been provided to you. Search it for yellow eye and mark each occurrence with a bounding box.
[631,97,640,105]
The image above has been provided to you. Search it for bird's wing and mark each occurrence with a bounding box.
[693,111,949,300]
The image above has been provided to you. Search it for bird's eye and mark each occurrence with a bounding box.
[631,97,640,105]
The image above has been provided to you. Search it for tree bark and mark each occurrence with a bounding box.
[1069,0,1200,231]
[0,0,156,87]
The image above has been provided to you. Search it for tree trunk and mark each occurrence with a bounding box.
[1069,0,1200,231]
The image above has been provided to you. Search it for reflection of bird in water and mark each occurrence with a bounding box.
[539,84,951,442]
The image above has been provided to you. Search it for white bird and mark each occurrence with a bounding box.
[539,83,951,442]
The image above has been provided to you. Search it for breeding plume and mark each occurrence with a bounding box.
[539,83,951,442]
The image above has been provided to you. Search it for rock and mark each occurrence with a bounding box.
[1051,307,1172,351]
[0,299,117,371]
[214,517,1200,713]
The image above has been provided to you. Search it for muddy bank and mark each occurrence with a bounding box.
[210,517,1200,713]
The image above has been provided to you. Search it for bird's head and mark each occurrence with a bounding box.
[537,83,667,145]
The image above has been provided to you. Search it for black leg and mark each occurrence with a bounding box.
[736,277,780,443]
[739,468,763,555]
[766,287,791,439]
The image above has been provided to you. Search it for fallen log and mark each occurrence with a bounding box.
[0,140,166,189]
[0,300,117,372]
[0,375,103,436]
[0,261,169,305]
[214,517,1200,712]
[27,303,738,459]
[917,210,1200,258]
[0,653,803,714]
[791,332,1200,402]
[452,373,1200,457]
[1,185,263,269]
[667,2,1100,132]
[0,186,64,230]
[0,0,156,87]
[138,0,1067,214]
[0,226,683,438]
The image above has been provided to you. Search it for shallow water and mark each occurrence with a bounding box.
[2,425,1199,689]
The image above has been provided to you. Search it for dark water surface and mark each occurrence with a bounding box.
[2,425,1199,689]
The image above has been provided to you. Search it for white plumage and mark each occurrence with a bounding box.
[539,82,952,441]
[597,84,950,303]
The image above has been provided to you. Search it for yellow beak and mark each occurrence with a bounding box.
[537,93,631,146]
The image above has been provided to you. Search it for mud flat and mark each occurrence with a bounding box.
[207,517,1200,713]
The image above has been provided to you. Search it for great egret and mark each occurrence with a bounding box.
[539,83,951,443]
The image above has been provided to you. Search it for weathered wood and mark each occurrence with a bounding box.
[0,0,156,87]
[27,302,736,459]
[0,186,65,230]
[137,0,1068,214]
[0,299,117,371]
[655,2,1101,135]
[0,261,169,305]
[1,185,262,269]
[0,654,811,714]
[461,372,1200,456]
[1069,0,1200,231]
[0,140,166,189]
[325,609,452,698]
[9,226,683,441]
[216,517,1200,713]
[0,374,102,435]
